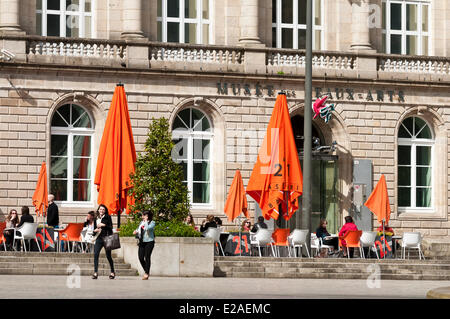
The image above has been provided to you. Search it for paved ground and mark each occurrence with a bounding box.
[0,275,448,299]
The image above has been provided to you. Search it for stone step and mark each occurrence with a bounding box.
[0,252,111,258]
[215,270,450,281]
[0,256,126,263]
[0,268,137,276]
[0,262,131,269]
[214,256,450,264]
[214,260,450,270]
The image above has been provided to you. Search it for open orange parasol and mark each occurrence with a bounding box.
[32,161,48,217]
[364,174,391,225]
[224,170,248,222]
[246,93,303,221]
[94,84,136,221]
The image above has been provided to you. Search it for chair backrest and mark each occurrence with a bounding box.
[360,231,377,245]
[255,228,273,245]
[0,221,6,233]
[290,229,309,245]
[311,233,320,247]
[343,230,363,247]
[402,232,422,246]
[60,223,85,241]
[271,228,290,245]
[18,222,39,239]
[204,227,220,243]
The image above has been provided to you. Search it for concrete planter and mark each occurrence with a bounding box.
[113,236,214,277]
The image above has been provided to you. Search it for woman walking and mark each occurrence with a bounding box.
[92,204,115,279]
[133,211,155,280]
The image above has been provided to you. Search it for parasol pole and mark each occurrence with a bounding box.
[382,218,386,259]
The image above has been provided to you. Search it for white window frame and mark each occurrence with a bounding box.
[382,0,431,55]
[36,0,96,38]
[398,117,434,212]
[51,104,95,207]
[172,108,213,208]
[157,0,213,44]
[272,0,324,50]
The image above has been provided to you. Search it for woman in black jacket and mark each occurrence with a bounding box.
[92,204,115,280]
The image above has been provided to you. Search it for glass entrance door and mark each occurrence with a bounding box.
[285,156,339,234]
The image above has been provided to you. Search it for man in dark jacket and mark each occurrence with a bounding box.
[46,194,59,227]
[251,216,268,233]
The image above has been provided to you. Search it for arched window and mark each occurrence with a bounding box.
[398,116,433,209]
[51,103,94,203]
[36,0,95,38]
[172,108,212,205]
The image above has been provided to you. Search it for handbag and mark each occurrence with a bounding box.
[103,233,121,251]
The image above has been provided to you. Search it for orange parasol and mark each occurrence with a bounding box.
[224,170,248,222]
[32,161,48,217]
[246,93,303,221]
[94,84,136,221]
[364,174,391,225]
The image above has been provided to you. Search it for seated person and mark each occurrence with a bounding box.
[3,209,19,251]
[16,206,34,251]
[184,214,196,229]
[214,217,223,229]
[377,224,394,236]
[338,216,358,258]
[241,219,252,232]
[315,219,338,257]
[83,211,98,244]
[251,216,268,233]
[200,215,217,233]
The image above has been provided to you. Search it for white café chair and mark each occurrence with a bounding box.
[360,231,379,259]
[401,232,425,260]
[318,237,334,255]
[310,233,320,257]
[288,229,310,258]
[203,227,224,256]
[253,228,276,257]
[13,222,41,252]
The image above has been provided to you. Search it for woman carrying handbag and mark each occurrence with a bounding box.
[92,204,115,280]
[133,211,155,280]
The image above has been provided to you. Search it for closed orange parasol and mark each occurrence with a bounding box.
[364,174,391,225]
[94,84,136,224]
[246,93,303,221]
[32,161,48,217]
[224,170,248,222]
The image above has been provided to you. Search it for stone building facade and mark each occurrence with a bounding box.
[0,0,449,240]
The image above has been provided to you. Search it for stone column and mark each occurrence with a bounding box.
[350,0,373,51]
[0,0,22,32]
[239,0,261,44]
[121,0,144,39]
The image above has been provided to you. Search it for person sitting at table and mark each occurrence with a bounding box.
[377,224,394,236]
[241,219,252,232]
[316,219,338,257]
[16,206,34,251]
[3,209,19,251]
[200,215,217,233]
[251,216,268,233]
[184,214,196,229]
[83,211,98,245]
[338,216,358,258]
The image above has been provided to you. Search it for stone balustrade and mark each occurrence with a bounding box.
[0,34,449,82]
[149,42,244,65]
[266,49,357,70]
[378,55,450,74]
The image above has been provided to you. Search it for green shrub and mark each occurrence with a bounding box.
[119,218,201,238]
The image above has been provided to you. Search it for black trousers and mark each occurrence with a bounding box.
[94,236,115,273]
[3,230,14,250]
[323,237,339,250]
[138,241,155,275]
